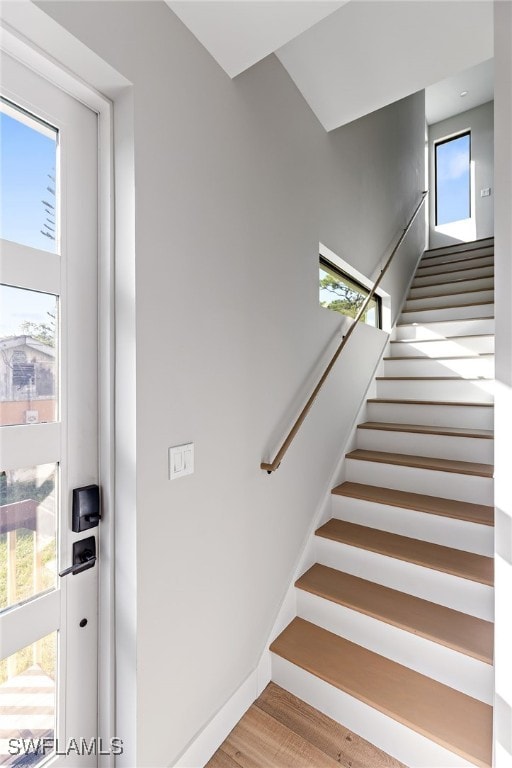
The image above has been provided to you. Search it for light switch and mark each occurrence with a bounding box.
[480,187,491,197]
[174,452,183,473]
[169,443,194,480]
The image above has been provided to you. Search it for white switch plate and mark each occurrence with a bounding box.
[481,187,491,197]
[169,443,194,480]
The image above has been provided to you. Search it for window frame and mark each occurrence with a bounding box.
[434,130,472,226]
[319,256,382,329]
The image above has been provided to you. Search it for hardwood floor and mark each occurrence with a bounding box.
[205,683,405,768]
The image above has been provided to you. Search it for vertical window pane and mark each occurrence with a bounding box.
[0,98,58,253]
[0,285,58,427]
[0,632,57,767]
[435,133,471,225]
[0,463,57,613]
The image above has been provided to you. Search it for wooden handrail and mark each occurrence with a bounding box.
[261,191,428,473]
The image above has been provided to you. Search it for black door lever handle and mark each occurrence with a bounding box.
[59,536,96,577]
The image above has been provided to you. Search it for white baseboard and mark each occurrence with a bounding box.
[172,653,271,768]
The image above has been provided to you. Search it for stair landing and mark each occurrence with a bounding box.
[206,682,405,768]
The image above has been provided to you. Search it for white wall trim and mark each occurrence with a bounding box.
[172,656,271,768]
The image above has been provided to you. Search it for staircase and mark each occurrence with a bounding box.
[270,237,495,768]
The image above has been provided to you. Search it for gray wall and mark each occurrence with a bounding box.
[36,2,426,765]
[429,101,494,248]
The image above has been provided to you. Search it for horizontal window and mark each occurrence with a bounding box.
[319,258,381,328]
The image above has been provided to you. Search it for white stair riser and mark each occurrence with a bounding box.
[412,266,493,286]
[409,276,494,299]
[271,656,476,768]
[420,247,494,267]
[315,537,493,620]
[417,256,493,277]
[404,289,494,311]
[400,303,493,324]
[345,458,493,505]
[384,356,494,378]
[394,318,494,339]
[376,378,494,403]
[330,495,493,556]
[389,337,494,357]
[366,402,493,430]
[356,427,493,464]
[296,591,493,703]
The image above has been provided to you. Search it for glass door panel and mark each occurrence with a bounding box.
[0,632,57,767]
[0,98,58,254]
[0,286,58,427]
[0,463,57,612]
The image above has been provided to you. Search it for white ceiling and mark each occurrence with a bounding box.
[425,58,494,125]
[167,1,347,78]
[167,0,494,132]
[276,1,493,130]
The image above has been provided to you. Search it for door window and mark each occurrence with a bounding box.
[0,285,58,426]
[0,97,58,253]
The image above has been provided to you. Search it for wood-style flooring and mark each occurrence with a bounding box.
[205,682,405,768]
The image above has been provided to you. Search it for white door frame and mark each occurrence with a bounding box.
[0,14,117,765]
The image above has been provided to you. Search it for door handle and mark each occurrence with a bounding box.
[59,536,96,577]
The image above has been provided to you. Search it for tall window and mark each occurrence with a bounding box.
[435,132,471,225]
[319,258,381,328]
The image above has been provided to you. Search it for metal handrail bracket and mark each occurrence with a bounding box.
[261,191,428,473]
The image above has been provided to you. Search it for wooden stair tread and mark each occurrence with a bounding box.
[296,564,493,663]
[407,287,494,300]
[417,253,493,270]
[270,618,492,768]
[397,316,494,327]
[368,399,494,410]
[423,237,493,256]
[332,480,494,526]
[402,301,494,313]
[411,274,494,289]
[357,421,493,439]
[256,683,406,768]
[390,334,493,343]
[346,448,493,477]
[419,257,493,271]
[384,354,493,360]
[413,262,494,278]
[316,519,493,585]
[376,375,493,380]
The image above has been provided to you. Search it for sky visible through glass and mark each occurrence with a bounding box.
[0,284,57,338]
[1,105,57,252]
[436,133,470,225]
[1,103,58,334]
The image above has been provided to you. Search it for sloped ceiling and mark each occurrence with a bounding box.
[166,0,494,131]
[277,1,494,130]
[167,1,347,78]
